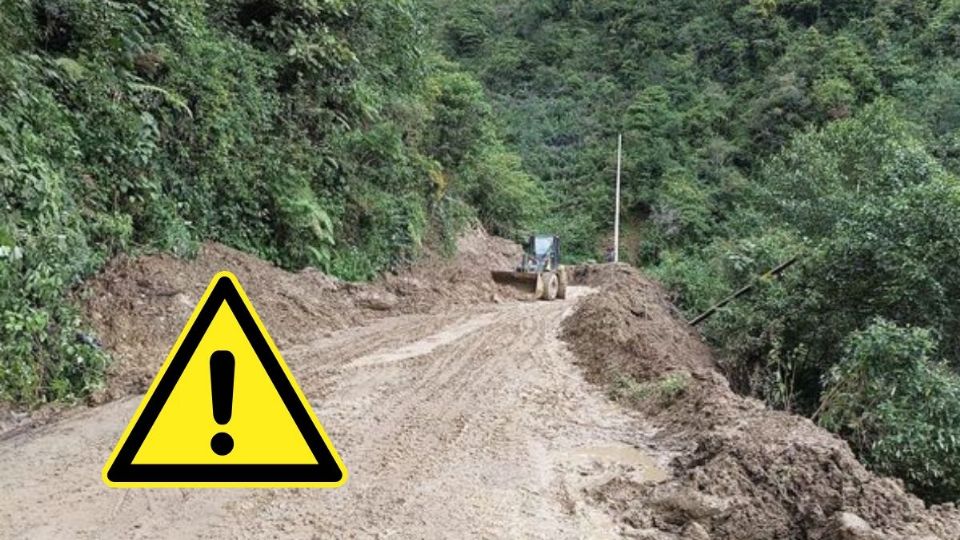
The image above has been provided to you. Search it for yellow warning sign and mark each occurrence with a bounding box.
[102,271,348,488]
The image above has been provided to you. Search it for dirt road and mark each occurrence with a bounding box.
[0,287,667,539]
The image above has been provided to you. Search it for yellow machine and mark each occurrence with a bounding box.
[491,235,568,301]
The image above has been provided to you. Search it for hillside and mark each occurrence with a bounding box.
[3,0,960,515]
[436,0,960,504]
[0,0,541,405]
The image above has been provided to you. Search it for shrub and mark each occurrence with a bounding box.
[0,0,534,404]
[819,321,960,503]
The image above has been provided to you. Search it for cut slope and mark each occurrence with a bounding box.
[562,263,960,539]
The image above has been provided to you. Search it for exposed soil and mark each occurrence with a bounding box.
[1,234,958,538]
[562,263,960,539]
[81,227,523,403]
[0,251,669,538]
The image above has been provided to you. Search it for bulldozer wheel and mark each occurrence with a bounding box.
[557,268,568,300]
[534,273,546,300]
[544,272,559,301]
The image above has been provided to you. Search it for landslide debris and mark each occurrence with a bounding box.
[562,263,960,539]
[82,228,522,402]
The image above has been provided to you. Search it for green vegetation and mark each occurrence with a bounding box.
[819,321,960,504]
[436,1,960,502]
[0,0,541,404]
[6,0,960,505]
[612,371,690,406]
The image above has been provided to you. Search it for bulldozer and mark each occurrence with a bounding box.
[491,235,568,301]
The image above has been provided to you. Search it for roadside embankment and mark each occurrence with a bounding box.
[562,263,960,539]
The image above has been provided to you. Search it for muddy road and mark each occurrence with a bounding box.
[0,287,667,539]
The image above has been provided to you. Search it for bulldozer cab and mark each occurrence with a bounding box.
[492,234,568,301]
[520,235,561,273]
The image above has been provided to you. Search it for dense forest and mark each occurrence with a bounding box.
[435,0,960,503]
[0,0,541,403]
[3,0,960,504]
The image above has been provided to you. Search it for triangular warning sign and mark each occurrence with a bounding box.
[103,271,347,488]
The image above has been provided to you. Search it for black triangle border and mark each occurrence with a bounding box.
[105,275,344,483]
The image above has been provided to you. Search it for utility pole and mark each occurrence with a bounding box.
[613,133,622,263]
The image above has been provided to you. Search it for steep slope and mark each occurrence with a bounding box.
[0,0,541,405]
[563,264,960,539]
[437,0,960,504]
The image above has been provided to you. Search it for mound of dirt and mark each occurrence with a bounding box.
[563,263,960,539]
[82,227,523,402]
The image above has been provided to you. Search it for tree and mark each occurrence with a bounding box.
[819,321,960,503]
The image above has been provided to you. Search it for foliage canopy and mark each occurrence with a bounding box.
[0,0,541,404]
[434,0,960,503]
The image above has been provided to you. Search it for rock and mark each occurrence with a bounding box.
[826,512,882,540]
[356,291,398,311]
[681,521,711,540]
[75,332,103,349]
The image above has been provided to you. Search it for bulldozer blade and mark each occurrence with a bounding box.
[491,271,538,286]
[491,271,544,299]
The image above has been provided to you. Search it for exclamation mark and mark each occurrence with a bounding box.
[210,350,235,456]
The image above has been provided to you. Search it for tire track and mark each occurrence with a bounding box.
[0,288,668,539]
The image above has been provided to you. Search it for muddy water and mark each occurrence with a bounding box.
[575,444,668,483]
